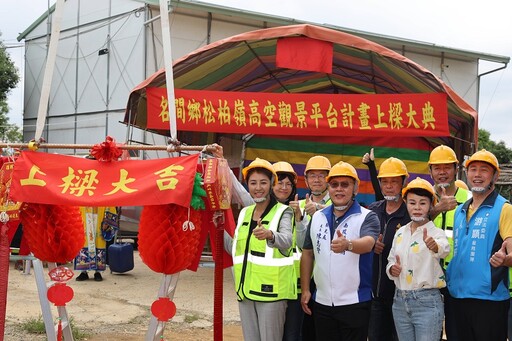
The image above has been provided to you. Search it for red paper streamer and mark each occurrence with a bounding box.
[0,224,9,338]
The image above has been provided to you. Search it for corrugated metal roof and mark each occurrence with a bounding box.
[16,4,54,41]
[17,0,510,65]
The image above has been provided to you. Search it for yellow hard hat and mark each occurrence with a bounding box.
[428,145,458,165]
[272,161,298,183]
[465,149,500,173]
[402,177,437,205]
[455,179,469,190]
[377,157,409,179]
[242,158,278,185]
[305,155,331,174]
[326,161,360,184]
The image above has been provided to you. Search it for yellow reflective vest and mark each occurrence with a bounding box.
[291,220,301,294]
[232,203,296,302]
[433,187,470,267]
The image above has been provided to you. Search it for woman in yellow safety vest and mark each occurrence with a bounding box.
[226,158,296,341]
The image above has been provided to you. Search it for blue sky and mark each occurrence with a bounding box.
[2,0,511,147]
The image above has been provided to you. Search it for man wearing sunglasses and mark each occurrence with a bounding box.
[300,161,380,340]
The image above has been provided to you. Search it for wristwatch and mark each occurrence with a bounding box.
[315,203,321,210]
[347,240,353,251]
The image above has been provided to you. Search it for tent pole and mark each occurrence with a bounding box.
[239,134,253,182]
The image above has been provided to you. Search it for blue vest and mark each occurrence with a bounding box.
[447,191,509,301]
[310,202,374,306]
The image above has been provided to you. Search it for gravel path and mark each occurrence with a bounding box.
[4,251,242,340]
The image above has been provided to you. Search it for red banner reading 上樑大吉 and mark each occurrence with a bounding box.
[146,88,449,137]
[10,152,199,207]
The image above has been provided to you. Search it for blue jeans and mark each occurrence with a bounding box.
[392,288,443,341]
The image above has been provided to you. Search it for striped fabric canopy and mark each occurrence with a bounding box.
[243,135,432,204]
[124,24,477,203]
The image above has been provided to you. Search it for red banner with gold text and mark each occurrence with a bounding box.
[147,88,449,137]
[10,152,199,207]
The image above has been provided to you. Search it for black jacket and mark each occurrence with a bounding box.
[368,199,410,300]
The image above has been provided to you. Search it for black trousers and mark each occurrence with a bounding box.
[451,297,509,341]
[314,300,371,341]
[302,278,316,341]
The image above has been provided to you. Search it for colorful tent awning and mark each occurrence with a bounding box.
[124,24,477,157]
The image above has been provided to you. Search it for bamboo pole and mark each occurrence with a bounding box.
[0,143,217,153]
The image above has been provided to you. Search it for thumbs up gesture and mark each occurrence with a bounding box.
[253,219,273,241]
[490,241,508,267]
[390,255,402,277]
[289,194,303,222]
[304,193,319,216]
[362,148,375,165]
[331,230,347,253]
[374,234,384,255]
[423,228,438,253]
[436,185,457,213]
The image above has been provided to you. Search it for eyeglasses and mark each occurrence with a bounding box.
[307,174,326,180]
[277,181,293,189]
[328,181,351,189]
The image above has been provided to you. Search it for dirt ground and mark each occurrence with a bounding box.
[4,251,243,340]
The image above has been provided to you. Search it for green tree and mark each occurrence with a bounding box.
[0,32,22,143]
[478,129,512,164]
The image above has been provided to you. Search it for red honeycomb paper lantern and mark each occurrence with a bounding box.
[20,204,85,263]
[138,204,202,274]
